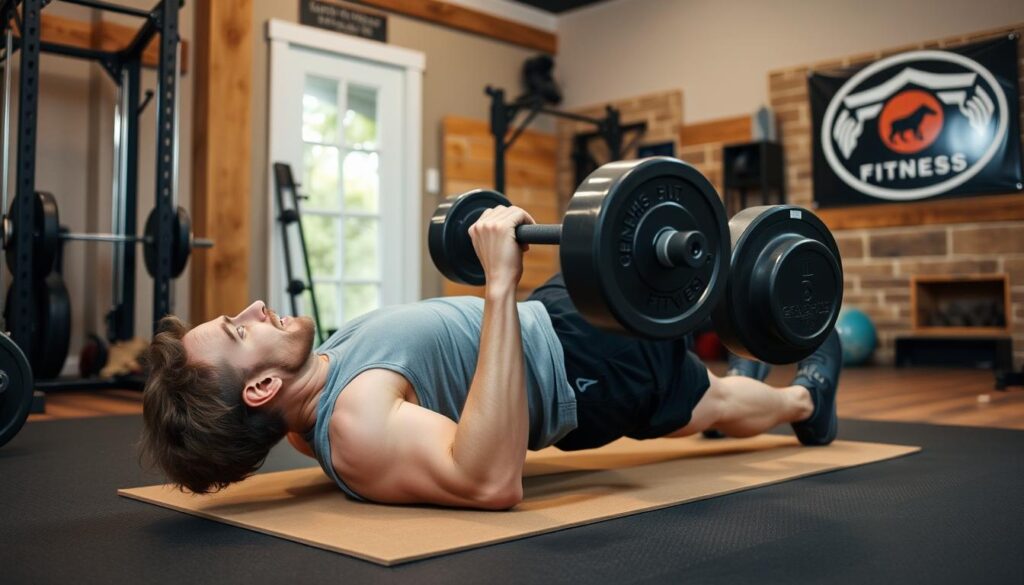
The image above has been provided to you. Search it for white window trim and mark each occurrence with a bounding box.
[266,19,424,312]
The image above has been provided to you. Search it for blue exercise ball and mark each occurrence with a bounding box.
[835,308,877,366]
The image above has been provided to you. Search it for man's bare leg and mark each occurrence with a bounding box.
[666,373,814,438]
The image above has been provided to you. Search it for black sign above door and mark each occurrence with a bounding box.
[300,0,387,43]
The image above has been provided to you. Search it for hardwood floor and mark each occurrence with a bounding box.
[28,389,146,422]
[722,364,1024,432]
[26,366,1024,431]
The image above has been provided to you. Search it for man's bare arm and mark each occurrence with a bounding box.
[332,374,522,509]
[330,206,534,509]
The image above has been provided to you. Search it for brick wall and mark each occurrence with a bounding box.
[768,24,1024,367]
[550,29,1023,367]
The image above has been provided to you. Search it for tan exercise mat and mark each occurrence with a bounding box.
[119,435,919,565]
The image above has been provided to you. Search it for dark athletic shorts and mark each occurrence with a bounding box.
[527,274,711,451]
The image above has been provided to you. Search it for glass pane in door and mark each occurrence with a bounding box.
[302,76,339,143]
[301,215,340,278]
[342,217,379,280]
[303,282,339,332]
[342,151,379,212]
[344,84,378,149]
[302,144,340,210]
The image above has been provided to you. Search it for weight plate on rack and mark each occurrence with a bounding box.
[5,191,59,279]
[4,275,71,380]
[33,274,71,379]
[144,206,192,278]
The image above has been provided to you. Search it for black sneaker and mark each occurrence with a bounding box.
[703,352,773,439]
[790,329,842,446]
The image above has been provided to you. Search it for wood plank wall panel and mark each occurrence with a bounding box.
[679,116,751,147]
[441,116,559,299]
[24,13,190,72]
[350,0,556,53]
[190,0,253,322]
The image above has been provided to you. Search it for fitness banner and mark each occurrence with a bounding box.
[809,35,1022,208]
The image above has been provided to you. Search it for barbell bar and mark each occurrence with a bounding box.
[52,230,213,248]
[3,191,213,279]
[509,223,709,269]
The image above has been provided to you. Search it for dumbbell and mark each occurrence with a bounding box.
[430,157,731,339]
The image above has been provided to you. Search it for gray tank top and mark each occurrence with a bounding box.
[305,296,577,500]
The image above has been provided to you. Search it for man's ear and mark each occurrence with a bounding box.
[242,374,283,409]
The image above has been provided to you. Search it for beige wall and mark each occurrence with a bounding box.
[249,0,546,301]
[557,0,1024,122]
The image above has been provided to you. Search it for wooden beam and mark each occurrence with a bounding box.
[350,0,557,53]
[817,193,1024,231]
[679,115,751,147]
[27,13,190,73]
[190,0,253,322]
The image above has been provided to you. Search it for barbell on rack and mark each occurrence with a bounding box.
[2,191,213,279]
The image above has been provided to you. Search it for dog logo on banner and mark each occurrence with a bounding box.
[821,50,1009,201]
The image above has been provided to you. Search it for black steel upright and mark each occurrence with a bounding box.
[6,0,41,361]
[109,59,142,341]
[488,87,510,194]
[485,85,644,196]
[149,0,178,326]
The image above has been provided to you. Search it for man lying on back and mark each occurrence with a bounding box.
[140,205,841,509]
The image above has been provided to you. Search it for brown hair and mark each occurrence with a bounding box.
[139,316,287,493]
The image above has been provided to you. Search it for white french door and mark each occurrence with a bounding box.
[268,21,423,333]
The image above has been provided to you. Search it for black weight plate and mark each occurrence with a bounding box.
[0,333,34,447]
[144,206,192,279]
[3,276,71,379]
[712,205,843,364]
[429,189,511,286]
[143,208,158,277]
[562,157,729,340]
[172,206,191,277]
[5,191,59,279]
[33,274,71,379]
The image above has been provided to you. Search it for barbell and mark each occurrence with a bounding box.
[431,157,731,339]
[429,156,844,364]
[2,191,213,279]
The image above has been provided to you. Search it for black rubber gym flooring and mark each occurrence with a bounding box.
[1,415,1022,584]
